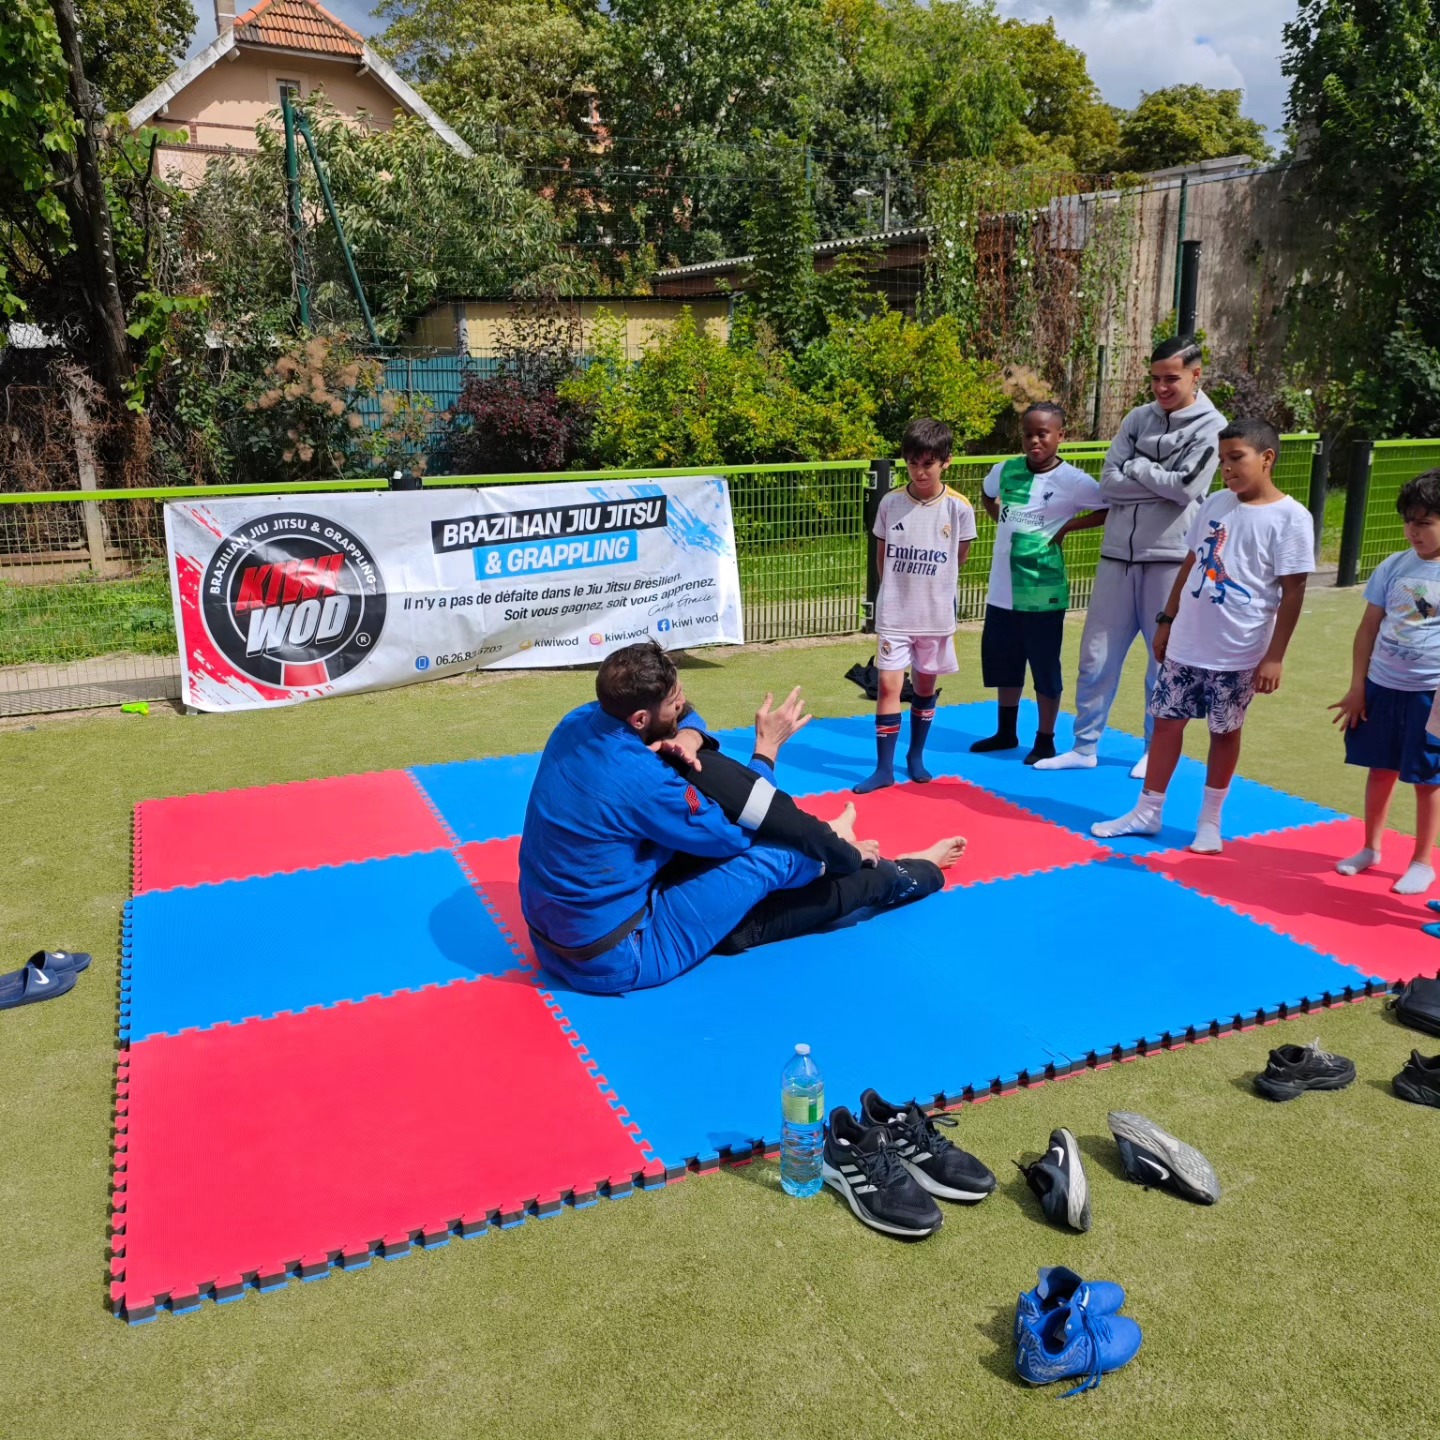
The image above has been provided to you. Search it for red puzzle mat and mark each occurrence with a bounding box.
[112,977,654,1320]
[796,777,1110,888]
[1139,819,1440,984]
[134,771,453,892]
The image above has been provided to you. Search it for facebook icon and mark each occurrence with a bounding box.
[655,618,672,633]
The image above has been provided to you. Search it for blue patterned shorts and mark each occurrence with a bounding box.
[1148,658,1255,733]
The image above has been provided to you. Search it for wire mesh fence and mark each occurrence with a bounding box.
[1358,441,1440,582]
[0,433,1423,718]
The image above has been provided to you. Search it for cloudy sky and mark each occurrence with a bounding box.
[186,0,1293,136]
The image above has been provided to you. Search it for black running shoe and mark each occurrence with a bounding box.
[821,1106,944,1239]
[859,1089,997,1202]
[1253,1038,1357,1101]
[1107,1111,1220,1204]
[1018,1127,1091,1232]
[1393,1050,1440,1109]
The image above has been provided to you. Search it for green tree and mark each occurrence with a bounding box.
[994,19,1121,173]
[743,137,821,352]
[0,0,77,320]
[373,0,595,157]
[1116,84,1273,172]
[184,104,576,340]
[78,0,192,111]
[1282,0,1440,434]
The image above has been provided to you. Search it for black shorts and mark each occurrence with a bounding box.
[980,604,1065,697]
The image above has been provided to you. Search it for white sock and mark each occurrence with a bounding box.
[1190,786,1229,854]
[1393,862,1436,896]
[1335,847,1380,877]
[1129,753,1149,781]
[1033,750,1097,772]
[1092,790,1166,839]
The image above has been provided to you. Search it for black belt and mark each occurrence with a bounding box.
[529,903,648,964]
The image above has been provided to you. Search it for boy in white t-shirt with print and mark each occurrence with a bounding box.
[855,418,977,794]
[1092,418,1314,851]
[970,401,1107,764]
[1329,469,1440,895]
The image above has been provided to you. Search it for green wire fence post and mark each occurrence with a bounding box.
[295,108,380,347]
[1306,435,1329,558]
[281,92,310,330]
[1171,174,1189,324]
[1091,344,1107,439]
[863,459,890,634]
[1337,439,1373,587]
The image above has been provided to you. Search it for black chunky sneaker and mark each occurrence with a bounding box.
[1393,1051,1440,1109]
[1253,1038,1356,1101]
[859,1089,997,1202]
[1018,1127,1091,1232]
[821,1106,943,1239]
[1107,1111,1220,1204]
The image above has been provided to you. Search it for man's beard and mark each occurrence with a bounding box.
[641,700,691,745]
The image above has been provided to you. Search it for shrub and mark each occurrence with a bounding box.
[561,309,879,466]
[790,311,1009,453]
[439,373,593,474]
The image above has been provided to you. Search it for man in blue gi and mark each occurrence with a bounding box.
[519,642,967,994]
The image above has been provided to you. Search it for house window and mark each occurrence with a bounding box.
[277,79,302,108]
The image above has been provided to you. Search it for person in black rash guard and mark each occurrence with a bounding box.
[662,713,949,952]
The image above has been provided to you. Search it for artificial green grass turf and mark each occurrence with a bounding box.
[2,583,1437,1440]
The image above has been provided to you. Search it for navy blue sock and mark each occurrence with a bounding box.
[907,697,936,782]
[855,712,901,793]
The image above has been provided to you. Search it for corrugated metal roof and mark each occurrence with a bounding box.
[233,0,364,57]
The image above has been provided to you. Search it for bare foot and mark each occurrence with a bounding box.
[901,835,967,869]
[827,801,859,844]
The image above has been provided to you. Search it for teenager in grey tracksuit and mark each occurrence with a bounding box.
[1036,337,1227,772]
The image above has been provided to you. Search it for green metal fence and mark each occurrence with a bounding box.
[0,463,869,716]
[0,432,1423,718]
[1357,440,1440,581]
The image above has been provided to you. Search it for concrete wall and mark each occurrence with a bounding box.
[1092,164,1324,433]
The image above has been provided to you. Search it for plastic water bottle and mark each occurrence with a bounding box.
[780,1043,825,1197]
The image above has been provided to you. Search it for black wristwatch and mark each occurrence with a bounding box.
[1155,611,1175,625]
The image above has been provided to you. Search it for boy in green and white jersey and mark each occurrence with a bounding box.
[971,403,1107,763]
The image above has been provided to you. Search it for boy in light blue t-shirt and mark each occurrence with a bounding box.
[1330,470,1440,895]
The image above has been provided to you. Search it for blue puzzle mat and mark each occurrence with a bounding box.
[123,850,524,1042]
[542,857,1373,1168]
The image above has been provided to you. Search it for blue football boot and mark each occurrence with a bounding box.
[1015,1287,1143,1396]
[1014,1266,1127,1345]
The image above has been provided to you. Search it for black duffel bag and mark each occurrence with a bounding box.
[1392,976,1440,1037]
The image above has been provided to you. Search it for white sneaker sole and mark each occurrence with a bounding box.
[1107,1111,1221,1202]
[821,1163,942,1238]
[899,1156,993,1202]
[1057,1128,1091,1231]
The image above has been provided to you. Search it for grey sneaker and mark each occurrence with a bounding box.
[1107,1111,1220,1204]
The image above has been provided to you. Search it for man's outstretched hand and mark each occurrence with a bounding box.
[754,686,813,763]
[651,727,704,771]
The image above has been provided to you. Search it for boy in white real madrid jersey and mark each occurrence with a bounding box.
[970,402,1107,764]
[855,418,977,794]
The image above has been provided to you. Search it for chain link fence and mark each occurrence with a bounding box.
[0,433,1424,718]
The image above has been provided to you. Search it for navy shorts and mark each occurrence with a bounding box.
[980,605,1065,697]
[1344,681,1440,785]
[1148,659,1255,733]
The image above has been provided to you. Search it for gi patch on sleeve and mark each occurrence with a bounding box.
[684,784,701,816]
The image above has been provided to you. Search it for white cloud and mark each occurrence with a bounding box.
[997,0,1293,136]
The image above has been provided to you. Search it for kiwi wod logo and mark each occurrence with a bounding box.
[201,511,386,689]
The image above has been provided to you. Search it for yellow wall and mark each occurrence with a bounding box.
[431,299,731,358]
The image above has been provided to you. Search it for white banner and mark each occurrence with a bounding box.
[165,477,743,712]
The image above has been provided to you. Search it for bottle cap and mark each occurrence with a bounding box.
[794,1043,810,1056]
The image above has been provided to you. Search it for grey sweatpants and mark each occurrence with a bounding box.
[1072,557,1181,755]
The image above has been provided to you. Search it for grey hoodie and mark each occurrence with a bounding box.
[1098,391,1227,564]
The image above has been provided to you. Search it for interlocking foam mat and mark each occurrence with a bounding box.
[112,702,1424,1323]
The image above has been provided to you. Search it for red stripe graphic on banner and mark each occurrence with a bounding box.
[283,661,330,688]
